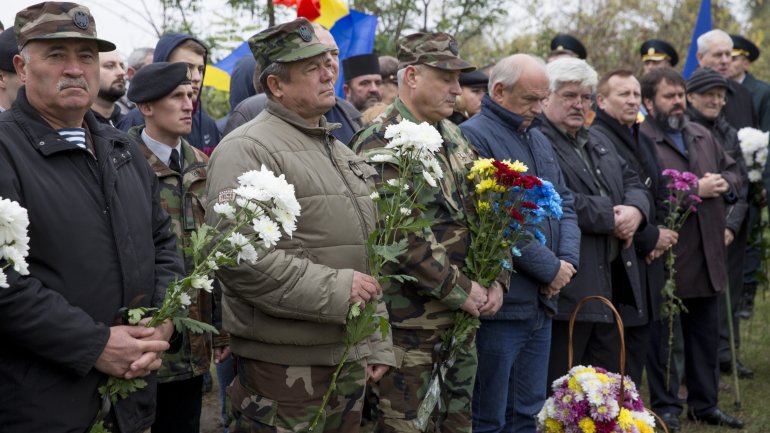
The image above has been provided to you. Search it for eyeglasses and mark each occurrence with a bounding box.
[557,91,592,105]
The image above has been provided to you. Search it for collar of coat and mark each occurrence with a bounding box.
[265,99,341,141]
[11,86,131,157]
[480,94,542,132]
[127,125,208,178]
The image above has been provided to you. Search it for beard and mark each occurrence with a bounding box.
[98,84,126,103]
[652,102,687,131]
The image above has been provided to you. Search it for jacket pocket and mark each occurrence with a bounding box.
[228,373,279,427]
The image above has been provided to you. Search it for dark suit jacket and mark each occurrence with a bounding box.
[540,115,649,323]
[641,119,740,298]
[724,80,758,130]
[591,109,666,323]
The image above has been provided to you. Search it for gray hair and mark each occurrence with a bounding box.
[126,47,154,71]
[697,29,732,55]
[396,65,426,85]
[488,54,545,94]
[545,57,598,93]
[260,61,291,99]
[19,45,30,63]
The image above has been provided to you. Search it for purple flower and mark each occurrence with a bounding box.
[673,180,691,191]
[667,195,678,204]
[662,168,681,178]
[681,171,699,186]
[689,205,698,213]
[688,194,702,204]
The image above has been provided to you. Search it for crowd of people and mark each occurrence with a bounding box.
[0,1,766,433]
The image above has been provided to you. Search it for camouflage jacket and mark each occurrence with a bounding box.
[129,126,225,382]
[350,98,483,330]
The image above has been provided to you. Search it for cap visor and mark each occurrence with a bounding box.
[24,34,116,52]
[427,59,476,73]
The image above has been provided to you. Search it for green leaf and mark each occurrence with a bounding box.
[172,316,219,334]
[99,377,147,404]
[372,239,409,265]
[126,307,150,325]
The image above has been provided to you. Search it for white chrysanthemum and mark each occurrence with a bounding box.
[227,232,249,248]
[422,171,437,187]
[235,166,302,223]
[252,216,281,248]
[213,203,236,220]
[179,292,192,307]
[370,191,380,200]
[0,198,29,247]
[206,258,219,270]
[386,179,399,187]
[191,275,214,293]
[749,169,762,182]
[421,156,444,180]
[2,245,29,275]
[399,207,410,216]
[239,244,259,264]
[370,153,395,163]
[411,121,443,154]
[271,206,297,238]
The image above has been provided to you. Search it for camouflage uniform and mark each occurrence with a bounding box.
[128,126,226,382]
[349,33,488,433]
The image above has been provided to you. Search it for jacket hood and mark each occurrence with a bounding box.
[154,33,209,64]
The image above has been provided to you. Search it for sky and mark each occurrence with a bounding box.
[1,0,253,59]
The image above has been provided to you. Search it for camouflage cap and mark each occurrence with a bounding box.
[248,18,331,72]
[14,2,116,52]
[397,32,475,72]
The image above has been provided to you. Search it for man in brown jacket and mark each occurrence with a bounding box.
[640,67,743,431]
[205,19,394,433]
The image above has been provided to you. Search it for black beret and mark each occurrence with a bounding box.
[0,27,19,72]
[343,53,380,81]
[459,70,488,88]
[686,67,728,94]
[640,39,679,67]
[730,34,759,62]
[550,34,587,59]
[128,62,191,103]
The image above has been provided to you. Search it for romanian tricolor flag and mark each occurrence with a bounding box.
[203,0,377,95]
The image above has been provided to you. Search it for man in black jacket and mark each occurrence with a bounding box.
[540,58,649,388]
[0,3,181,432]
[592,69,677,386]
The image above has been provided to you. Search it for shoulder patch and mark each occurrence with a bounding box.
[218,188,236,204]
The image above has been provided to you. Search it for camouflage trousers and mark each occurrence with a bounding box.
[228,356,367,433]
[372,328,477,433]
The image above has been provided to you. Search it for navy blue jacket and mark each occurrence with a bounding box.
[461,95,580,319]
[118,33,221,154]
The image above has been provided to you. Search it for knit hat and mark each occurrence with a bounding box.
[686,67,728,94]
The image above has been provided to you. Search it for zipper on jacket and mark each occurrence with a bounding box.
[324,134,371,273]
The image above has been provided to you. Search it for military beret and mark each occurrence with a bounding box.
[128,62,192,103]
[248,18,330,73]
[398,32,475,72]
[343,53,380,81]
[550,34,587,60]
[459,70,488,88]
[730,34,759,62]
[686,67,728,94]
[0,27,19,72]
[14,2,115,52]
[640,39,679,67]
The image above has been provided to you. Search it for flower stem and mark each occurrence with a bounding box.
[308,345,351,431]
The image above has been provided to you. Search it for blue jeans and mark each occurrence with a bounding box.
[472,309,552,433]
[217,357,235,433]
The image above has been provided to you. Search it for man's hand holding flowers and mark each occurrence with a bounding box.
[698,172,729,198]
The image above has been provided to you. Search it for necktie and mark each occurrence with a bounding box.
[169,148,182,173]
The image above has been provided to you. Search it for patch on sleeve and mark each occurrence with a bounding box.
[218,188,236,204]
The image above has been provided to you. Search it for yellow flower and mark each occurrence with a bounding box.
[597,373,610,384]
[568,377,581,393]
[509,159,529,173]
[477,201,491,211]
[635,419,654,433]
[544,418,564,433]
[469,158,495,177]
[578,417,596,433]
[476,179,499,194]
[618,408,633,430]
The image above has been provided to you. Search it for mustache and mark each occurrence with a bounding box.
[57,78,89,92]
[568,109,584,116]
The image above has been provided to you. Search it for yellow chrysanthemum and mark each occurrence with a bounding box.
[597,373,610,384]
[578,417,596,433]
[568,377,581,393]
[510,159,529,173]
[469,158,495,177]
[476,179,499,194]
[477,201,491,211]
[635,419,654,433]
[544,418,564,433]
[575,367,596,375]
[618,408,633,430]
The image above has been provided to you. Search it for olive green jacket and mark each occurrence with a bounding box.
[206,100,395,367]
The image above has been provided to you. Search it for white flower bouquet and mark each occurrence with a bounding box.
[0,197,30,288]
